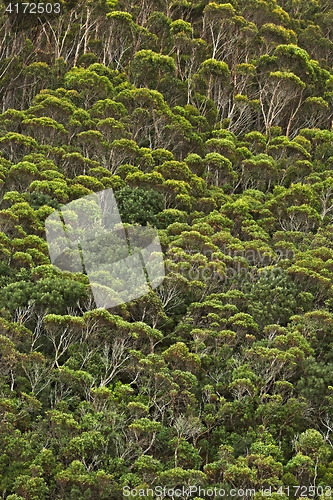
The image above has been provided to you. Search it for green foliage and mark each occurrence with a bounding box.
[0,0,333,497]
[115,186,164,226]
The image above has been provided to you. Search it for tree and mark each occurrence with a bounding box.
[130,50,176,90]
[22,117,67,146]
[203,153,236,189]
[258,70,306,136]
[104,11,146,69]
[202,2,238,60]
[0,133,38,162]
[64,67,114,108]
[194,58,231,120]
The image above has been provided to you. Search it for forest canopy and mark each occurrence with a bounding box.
[0,0,333,498]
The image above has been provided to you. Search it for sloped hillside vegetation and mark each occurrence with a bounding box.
[0,0,333,498]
